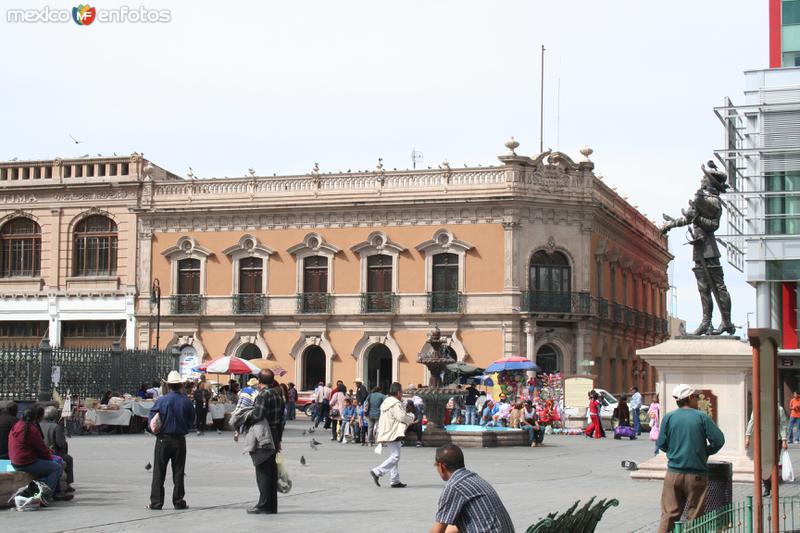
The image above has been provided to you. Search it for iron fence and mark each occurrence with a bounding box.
[0,345,40,401]
[596,298,608,320]
[674,496,800,533]
[0,339,178,402]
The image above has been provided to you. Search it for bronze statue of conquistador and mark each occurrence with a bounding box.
[660,161,735,335]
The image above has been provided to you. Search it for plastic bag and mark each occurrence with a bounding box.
[781,449,794,483]
[276,452,292,494]
[374,443,383,455]
[10,480,51,511]
[149,413,162,435]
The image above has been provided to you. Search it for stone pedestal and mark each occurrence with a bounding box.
[630,337,755,483]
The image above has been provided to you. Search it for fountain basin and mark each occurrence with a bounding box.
[415,424,528,448]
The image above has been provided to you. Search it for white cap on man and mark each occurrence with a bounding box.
[672,384,695,400]
[166,370,184,384]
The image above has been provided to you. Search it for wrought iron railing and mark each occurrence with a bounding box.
[661,318,670,335]
[171,294,203,314]
[611,303,623,323]
[297,292,330,313]
[0,344,40,401]
[522,291,591,314]
[636,311,646,329]
[361,292,397,313]
[233,293,266,314]
[427,291,464,313]
[624,307,634,327]
[596,298,608,320]
[645,314,654,332]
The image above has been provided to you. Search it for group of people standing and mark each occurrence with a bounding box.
[146,369,288,515]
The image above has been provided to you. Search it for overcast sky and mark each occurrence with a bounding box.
[0,0,768,332]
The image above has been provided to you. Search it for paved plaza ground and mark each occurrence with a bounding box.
[5,418,800,533]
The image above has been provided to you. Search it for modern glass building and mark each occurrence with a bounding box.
[718,1,800,400]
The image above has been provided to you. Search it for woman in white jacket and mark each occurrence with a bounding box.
[370,382,415,488]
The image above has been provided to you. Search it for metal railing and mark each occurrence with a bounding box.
[360,292,397,313]
[522,291,592,315]
[170,294,203,314]
[624,307,634,327]
[674,496,800,533]
[297,292,330,313]
[427,291,464,313]
[596,298,608,320]
[232,293,266,314]
[611,302,623,323]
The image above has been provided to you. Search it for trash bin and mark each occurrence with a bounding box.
[679,461,733,523]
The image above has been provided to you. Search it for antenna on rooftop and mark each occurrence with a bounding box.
[411,149,424,169]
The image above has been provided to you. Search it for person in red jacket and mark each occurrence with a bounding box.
[9,405,70,500]
[584,390,605,439]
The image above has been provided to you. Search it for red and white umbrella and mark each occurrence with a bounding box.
[200,356,260,375]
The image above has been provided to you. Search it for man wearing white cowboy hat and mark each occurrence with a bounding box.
[147,370,195,511]
[655,384,725,533]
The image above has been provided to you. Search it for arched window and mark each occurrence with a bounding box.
[366,254,393,312]
[301,256,329,312]
[236,257,264,313]
[0,218,41,277]
[174,258,202,313]
[240,343,262,360]
[529,251,571,312]
[431,253,459,312]
[536,344,560,374]
[529,251,570,292]
[73,215,117,276]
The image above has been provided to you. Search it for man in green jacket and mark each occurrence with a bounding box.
[656,384,725,533]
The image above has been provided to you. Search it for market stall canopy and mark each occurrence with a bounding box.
[484,357,541,373]
[200,356,261,375]
[446,362,484,376]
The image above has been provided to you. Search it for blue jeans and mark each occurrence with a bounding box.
[789,417,800,443]
[465,405,477,425]
[285,402,296,421]
[632,408,641,435]
[523,425,544,445]
[15,459,62,494]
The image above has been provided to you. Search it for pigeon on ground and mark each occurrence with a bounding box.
[621,460,638,471]
[308,427,315,434]
[145,462,152,471]
[302,430,306,436]
[311,438,321,446]
[300,456,306,466]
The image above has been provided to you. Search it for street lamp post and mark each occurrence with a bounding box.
[151,278,161,351]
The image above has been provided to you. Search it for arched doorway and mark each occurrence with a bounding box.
[303,346,326,391]
[536,344,560,374]
[367,344,392,393]
[239,343,261,360]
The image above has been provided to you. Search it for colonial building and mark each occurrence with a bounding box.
[0,154,178,348]
[133,141,670,393]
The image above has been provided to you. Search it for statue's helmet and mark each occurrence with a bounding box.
[701,163,728,192]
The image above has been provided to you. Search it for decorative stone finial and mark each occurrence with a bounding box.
[142,163,155,180]
[504,136,520,156]
[248,167,256,177]
[442,159,450,170]
[311,162,320,176]
[580,145,593,162]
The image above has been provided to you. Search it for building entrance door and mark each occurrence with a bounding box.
[303,346,326,391]
[367,344,392,393]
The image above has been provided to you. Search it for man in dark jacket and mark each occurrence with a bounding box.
[40,406,74,492]
[245,369,285,515]
[0,400,17,460]
[147,371,195,510]
[355,378,369,406]
[364,386,386,445]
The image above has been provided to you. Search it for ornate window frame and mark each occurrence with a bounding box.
[222,234,274,294]
[287,232,341,293]
[415,229,473,292]
[350,231,406,293]
[161,236,214,295]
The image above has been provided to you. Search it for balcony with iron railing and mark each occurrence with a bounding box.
[296,292,330,314]
[232,294,267,314]
[427,291,464,313]
[360,292,397,313]
[611,302,623,324]
[624,307,634,327]
[522,291,592,315]
[596,298,608,320]
[170,294,203,315]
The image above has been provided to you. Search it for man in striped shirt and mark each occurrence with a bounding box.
[428,444,515,533]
